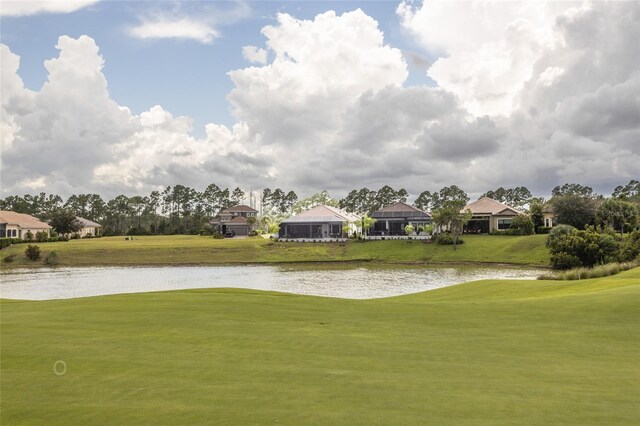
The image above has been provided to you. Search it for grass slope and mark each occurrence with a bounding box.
[2,268,638,424]
[0,234,549,268]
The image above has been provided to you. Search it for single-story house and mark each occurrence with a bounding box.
[0,210,52,239]
[75,217,102,237]
[370,202,431,235]
[210,204,258,236]
[463,197,520,233]
[279,205,361,239]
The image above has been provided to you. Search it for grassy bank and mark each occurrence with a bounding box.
[0,234,550,268]
[2,268,638,424]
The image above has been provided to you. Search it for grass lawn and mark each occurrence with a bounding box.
[1,268,638,424]
[0,234,550,268]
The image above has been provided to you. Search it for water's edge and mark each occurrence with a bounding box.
[1,265,544,301]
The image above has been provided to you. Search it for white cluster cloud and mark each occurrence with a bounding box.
[129,16,219,44]
[0,36,269,197]
[0,0,99,17]
[1,3,638,200]
[242,46,268,65]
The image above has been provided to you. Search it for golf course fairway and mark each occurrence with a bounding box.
[1,268,638,424]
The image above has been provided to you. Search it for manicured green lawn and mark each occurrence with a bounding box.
[0,234,550,268]
[2,268,638,424]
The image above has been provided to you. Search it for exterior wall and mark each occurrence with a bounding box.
[490,215,515,233]
[227,224,249,236]
[543,212,555,228]
[78,226,101,237]
[1,225,50,239]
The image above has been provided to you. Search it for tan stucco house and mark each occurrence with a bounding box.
[463,197,520,233]
[75,217,102,237]
[0,210,52,239]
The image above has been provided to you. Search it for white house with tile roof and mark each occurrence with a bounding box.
[279,205,361,239]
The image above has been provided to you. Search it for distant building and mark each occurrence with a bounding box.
[542,206,556,228]
[463,197,520,233]
[210,204,258,236]
[0,211,52,239]
[279,205,361,239]
[75,217,102,237]
[370,202,431,235]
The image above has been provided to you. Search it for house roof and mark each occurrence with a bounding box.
[221,204,257,213]
[228,216,248,224]
[0,210,52,229]
[372,202,430,219]
[76,217,101,227]
[281,205,361,224]
[463,197,519,216]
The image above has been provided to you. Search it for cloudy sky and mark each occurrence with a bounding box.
[1,0,638,200]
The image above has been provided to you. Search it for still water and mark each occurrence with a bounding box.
[0,265,543,300]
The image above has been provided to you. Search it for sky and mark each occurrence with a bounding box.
[1,0,638,201]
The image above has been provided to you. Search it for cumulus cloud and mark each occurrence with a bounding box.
[0,36,271,198]
[242,46,268,65]
[0,0,98,16]
[1,4,638,200]
[129,16,219,44]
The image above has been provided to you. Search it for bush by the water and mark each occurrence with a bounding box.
[538,259,639,280]
[24,245,41,261]
[546,226,640,269]
[2,254,16,263]
[436,233,464,245]
[44,251,60,266]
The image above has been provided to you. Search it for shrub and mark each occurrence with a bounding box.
[25,245,41,261]
[510,215,535,235]
[404,225,415,235]
[546,224,577,248]
[618,230,640,262]
[44,251,60,266]
[24,230,34,241]
[550,252,582,269]
[70,233,81,240]
[35,231,49,242]
[538,259,638,280]
[436,233,464,245]
[536,226,552,234]
[212,233,224,239]
[2,254,16,263]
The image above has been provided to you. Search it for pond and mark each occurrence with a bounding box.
[0,265,544,300]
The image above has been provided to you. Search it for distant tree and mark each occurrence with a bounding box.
[612,179,640,203]
[596,199,639,233]
[49,209,83,235]
[510,215,535,235]
[432,201,472,250]
[361,215,377,236]
[339,188,377,215]
[551,195,597,230]
[283,191,298,214]
[552,183,597,198]
[232,187,245,205]
[529,202,544,232]
[414,190,435,212]
[293,190,339,214]
[481,186,532,209]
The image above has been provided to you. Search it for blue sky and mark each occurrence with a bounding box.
[1,1,637,199]
[1,1,435,136]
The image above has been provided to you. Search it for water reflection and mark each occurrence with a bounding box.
[0,265,543,300]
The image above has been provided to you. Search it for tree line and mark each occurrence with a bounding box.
[1,180,638,236]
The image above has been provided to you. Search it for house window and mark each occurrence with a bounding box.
[497,218,513,230]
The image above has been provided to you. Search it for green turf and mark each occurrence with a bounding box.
[0,234,550,268]
[2,268,638,424]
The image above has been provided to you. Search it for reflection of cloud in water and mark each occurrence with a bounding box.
[0,266,544,301]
